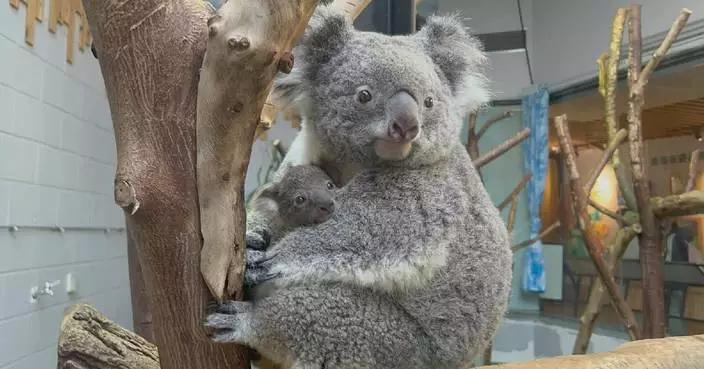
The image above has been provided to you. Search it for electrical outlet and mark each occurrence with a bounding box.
[65,273,77,294]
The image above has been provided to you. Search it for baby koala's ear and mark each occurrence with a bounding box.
[413,14,492,111]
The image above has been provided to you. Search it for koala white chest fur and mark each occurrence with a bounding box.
[205,4,512,369]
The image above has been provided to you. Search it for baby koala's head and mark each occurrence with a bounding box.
[259,164,337,228]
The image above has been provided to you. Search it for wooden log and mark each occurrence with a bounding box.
[475,334,704,369]
[57,304,159,369]
[651,190,704,218]
[59,303,704,369]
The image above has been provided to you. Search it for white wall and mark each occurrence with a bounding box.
[0,3,131,369]
[531,0,704,89]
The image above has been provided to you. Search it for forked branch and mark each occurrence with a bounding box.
[555,114,642,340]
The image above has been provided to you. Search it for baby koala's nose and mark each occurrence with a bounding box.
[319,200,335,214]
[390,119,419,141]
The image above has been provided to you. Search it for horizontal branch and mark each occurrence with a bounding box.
[511,221,561,252]
[473,127,531,169]
[651,190,704,218]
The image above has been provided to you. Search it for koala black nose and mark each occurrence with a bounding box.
[387,90,420,142]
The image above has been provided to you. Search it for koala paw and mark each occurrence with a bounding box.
[203,301,253,344]
[244,249,280,287]
[246,229,271,250]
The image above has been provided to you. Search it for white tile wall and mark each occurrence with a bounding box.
[0,2,132,368]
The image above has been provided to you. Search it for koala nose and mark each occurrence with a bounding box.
[390,119,420,141]
[386,90,420,142]
[312,192,335,214]
[319,201,335,214]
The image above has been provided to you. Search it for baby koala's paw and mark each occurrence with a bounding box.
[246,229,271,251]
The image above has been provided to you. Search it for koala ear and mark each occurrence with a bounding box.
[271,4,351,115]
[414,14,492,112]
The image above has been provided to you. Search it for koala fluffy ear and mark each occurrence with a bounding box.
[271,4,351,115]
[414,14,492,112]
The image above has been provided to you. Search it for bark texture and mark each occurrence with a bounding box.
[81,1,245,368]
[197,0,320,301]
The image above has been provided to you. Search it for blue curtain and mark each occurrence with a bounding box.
[520,85,549,293]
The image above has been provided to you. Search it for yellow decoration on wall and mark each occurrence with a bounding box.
[9,0,91,64]
[9,0,43,46]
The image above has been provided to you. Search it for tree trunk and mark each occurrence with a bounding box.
[82,1,246,368]
[126,227,153,343]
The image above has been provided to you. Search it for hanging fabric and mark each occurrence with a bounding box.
[520,84,549,293]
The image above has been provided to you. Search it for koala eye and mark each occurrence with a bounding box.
[294,195,306,205]
[357,89,372,104]
[326,181,335,190]
[424,97,434,108]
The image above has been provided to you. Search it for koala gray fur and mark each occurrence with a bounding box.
[205,4,512,369]
[246,164,337,248]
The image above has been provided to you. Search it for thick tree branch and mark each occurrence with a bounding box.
[572,223,641,354]
[555,114,642,340]
[626,5,691,338]
[651,190,704,218]
[511,221,561,252]
[473,128,531,169]
[197,0,320,301]
[686,149,700,192]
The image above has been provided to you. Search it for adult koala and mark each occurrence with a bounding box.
[205,4,512,369]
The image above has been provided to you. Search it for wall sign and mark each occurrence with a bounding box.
[9,0,92,64]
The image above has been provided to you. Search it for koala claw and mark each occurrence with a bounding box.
[209,300,252,315]
[246,249,277,267]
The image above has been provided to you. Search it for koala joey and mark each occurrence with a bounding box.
[244,164,337,288]
[205,4,512,369]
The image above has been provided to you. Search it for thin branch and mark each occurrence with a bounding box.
[685,149,700,192]
[511,221,561,252]
[506,196,519,234]
[603,8,627,167]
[473,127,531,169]
[584,129,628,194]
[588,198,633,226]
[497,172,533,211]
[555,114,642,340]
[637,8,692,89]
[475,111,515,142]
